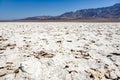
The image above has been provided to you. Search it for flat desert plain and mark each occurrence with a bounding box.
[0,22,120,80]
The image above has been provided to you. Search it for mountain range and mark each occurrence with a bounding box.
[1,3,120,22]
[59,3,120,19]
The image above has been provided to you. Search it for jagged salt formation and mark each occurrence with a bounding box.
[0,22,120,80]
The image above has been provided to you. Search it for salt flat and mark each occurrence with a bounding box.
[0,22,120,80]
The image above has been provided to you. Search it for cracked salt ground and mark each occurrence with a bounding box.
[0,22,120,80]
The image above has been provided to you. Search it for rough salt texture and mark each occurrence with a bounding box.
[0,22,120,80]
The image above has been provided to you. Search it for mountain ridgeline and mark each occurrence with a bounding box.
[22,3,120,21]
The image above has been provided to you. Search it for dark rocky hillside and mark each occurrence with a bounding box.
[18,3,120,21]
[59,3,120,19]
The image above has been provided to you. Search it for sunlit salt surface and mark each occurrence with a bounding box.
[0,22,120,80]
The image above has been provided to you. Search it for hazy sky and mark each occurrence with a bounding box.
[0,0,120,20]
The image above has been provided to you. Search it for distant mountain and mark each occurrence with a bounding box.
[23,16,54,20]
[59,3,120,19]
[19,3,120,21]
